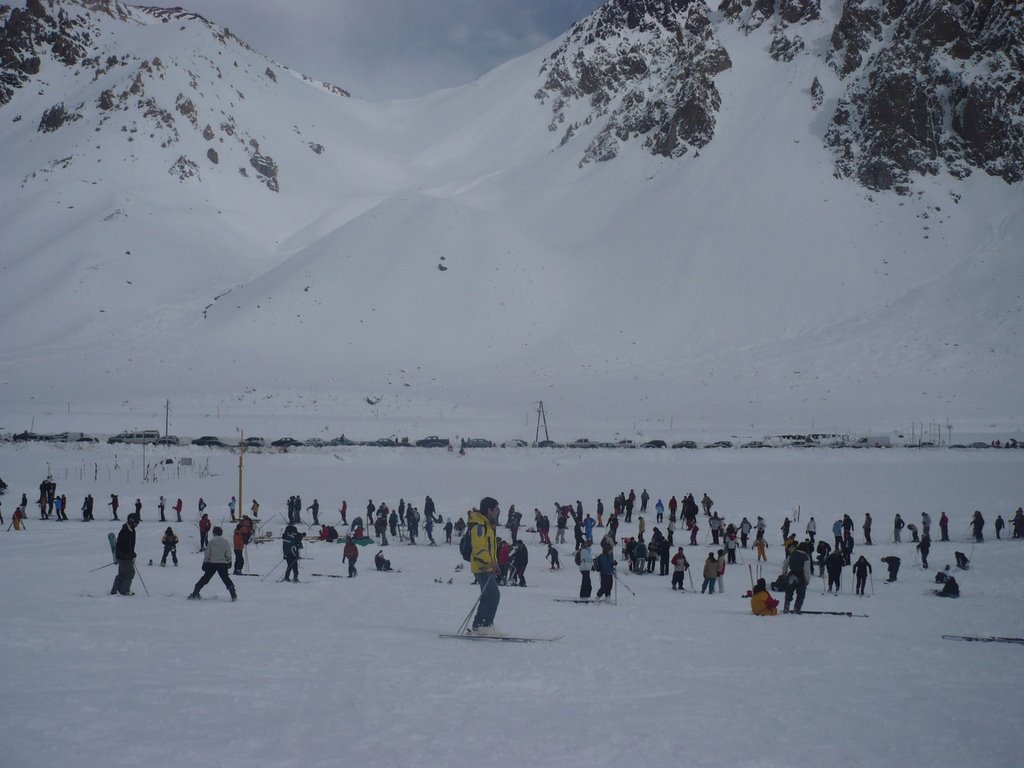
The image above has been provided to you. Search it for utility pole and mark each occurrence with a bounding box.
[534,401,550,444]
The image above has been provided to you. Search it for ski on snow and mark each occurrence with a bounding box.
[942,634,1024,645]
[785,609,868,618]
[439,633,563,643]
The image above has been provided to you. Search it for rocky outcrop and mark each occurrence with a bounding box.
[825,0,1024,192]
[536,0,731,165]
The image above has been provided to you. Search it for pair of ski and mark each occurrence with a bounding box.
[439,631,562,643]
[785,609,868,618]
[942,635,1024,646]
[552,597,613,604]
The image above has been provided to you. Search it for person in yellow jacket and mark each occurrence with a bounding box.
[749,578,780,616]
[468,497,501,633]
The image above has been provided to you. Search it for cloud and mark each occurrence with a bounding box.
[177,0,604,99]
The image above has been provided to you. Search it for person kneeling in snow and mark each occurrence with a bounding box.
[374,550,392,571]
[750,578,779,616]
[934,576,959,598]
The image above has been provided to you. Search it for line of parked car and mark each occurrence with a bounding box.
[4,431,1019,450]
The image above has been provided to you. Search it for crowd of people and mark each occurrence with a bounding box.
[3,475,1020,624]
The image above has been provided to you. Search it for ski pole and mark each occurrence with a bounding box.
[869,572,875,595]
[89,561,116,572]
[748,564,754,589]
[614,572,636,597]
[260,558,286,582]
[132,562,150,597]
[458,589,484,635]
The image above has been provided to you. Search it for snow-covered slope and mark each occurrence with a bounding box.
[0,0,1021,438]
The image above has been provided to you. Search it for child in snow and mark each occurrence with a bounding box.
[750,578,779,616]
[547,543,561,570]
[160,527,179,566]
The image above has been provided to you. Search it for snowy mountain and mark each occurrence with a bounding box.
[0,0,1021,438]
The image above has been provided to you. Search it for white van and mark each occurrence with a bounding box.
[108,430,161,444]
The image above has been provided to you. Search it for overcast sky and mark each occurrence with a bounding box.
[179,0,605,100]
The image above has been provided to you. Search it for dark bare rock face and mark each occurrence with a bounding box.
[824,0,1024,192]
[536,0,731,165]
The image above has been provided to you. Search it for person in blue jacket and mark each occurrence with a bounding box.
[594,540,616,600]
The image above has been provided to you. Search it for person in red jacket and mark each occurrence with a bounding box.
[174,498,184,523]
[342,536,359,577]
[198,513,212,551]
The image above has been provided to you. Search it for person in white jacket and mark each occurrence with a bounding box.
[806,517,817,544]
[188,526,237,601]
[577,540,594,599]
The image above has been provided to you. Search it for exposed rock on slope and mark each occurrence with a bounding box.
[536,0,732,165]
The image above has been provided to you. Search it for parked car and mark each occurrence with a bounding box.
[192,436,229,447]
[109,430,161,444]
[671,440,698,449]
[501,439,528,448]
[535,440,563,448]
[704,440,734,449]
[271,437,304,448]
[641,440,667,448]
[415,436,450,448]
[568,438,597,449]
[968,441,992,449]
[13,431,43,441]
[462,438,494,448]
[76,434,100,443]
[241,437,265,448]
[326,435,356,446]
[740,441,769,448]
[615,439,638,449]
[154,435,180,446]
[304,438,326,447]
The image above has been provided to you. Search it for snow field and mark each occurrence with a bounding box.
[1,443,1023,768]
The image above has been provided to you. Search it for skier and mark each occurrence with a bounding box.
[109,494,120,521]
[594,540,616,601]
[971,510,985,542]
[754,532,767,562]
[232,521,246,575]
[177,498,185,523]
[110,513,139,596]
[815,539,832,577]
[995,515,1005,540]
[307,499,320,526]
[825,549,845,593]
[881,555,901,582]
[783,544,812,613]
[701,553,718,594]
[339,500,348,525]
[852,555,872,596]
[781,516,791,543]
[374,550,392,571]
[640,489,650,514]
[805,517,816,545]
[917,533,931,569]
[577,540,593,598]
[893,514,904,543]
[188,526,236,601]
[739,517,751,549]
[654,498,664,523]
[935,576,959,598]
[160,527,179,567]
[842,530,855,566]
[709,512,721,545]
[82,494,94,521]
[832,518,843,547]
[133,498,142,521]
[444,518,453,544]
[198,513,211,552]
[954,551,970,570]
[863,512,873,545]
[701,493,713,516]
[547,542,561,570]
[939,511,949,541]
[906,522,919,543]
[12,505,25,530]
[282,524,303,582]
[921,511,931,539]
[342,535,359,577]
[670,547,689,591]
[158,495,166,522]
[750,578,780,616]
[468,497,501,632]
[512,540,529,587]
[425,512,437,546]
[251,499,260,519]
[228,495,237,522]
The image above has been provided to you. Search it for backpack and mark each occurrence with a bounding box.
[459,530,473,562]
[574,550,582,566]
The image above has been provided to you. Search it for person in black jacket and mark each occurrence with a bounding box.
[783,545,811,613]
[881,555,901,582]
[917,534,931,569]
[512,540,529,586]
[110,514,139,595]
[282,524,304,582]
[825,549,845,593]
[852,555,872,595]
[971,510,985,542]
